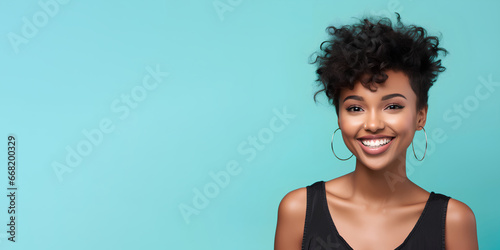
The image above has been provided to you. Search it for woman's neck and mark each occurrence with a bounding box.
[349,156,414,208]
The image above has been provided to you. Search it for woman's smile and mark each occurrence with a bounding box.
[357,135,395,155]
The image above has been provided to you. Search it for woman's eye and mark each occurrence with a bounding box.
[346,106,363,112]
[386,104,404,110]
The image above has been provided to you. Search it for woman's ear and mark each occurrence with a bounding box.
[337,111,343,130]
[417,105,428,130]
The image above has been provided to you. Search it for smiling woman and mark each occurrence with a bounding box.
[274,14,478,250]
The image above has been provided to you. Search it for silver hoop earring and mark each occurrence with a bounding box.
[331,128,353,161]
[411,127,427,161]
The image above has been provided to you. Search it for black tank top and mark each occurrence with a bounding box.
[301,181,451,250]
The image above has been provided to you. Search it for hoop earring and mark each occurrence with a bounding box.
[331,128,353,161]
[411,127,427,161]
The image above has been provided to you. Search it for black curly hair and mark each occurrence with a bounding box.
[310,13,448,116]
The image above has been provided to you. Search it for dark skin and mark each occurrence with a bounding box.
[274,70,478,250]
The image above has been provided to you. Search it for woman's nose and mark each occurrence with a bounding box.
[363,111,385,132]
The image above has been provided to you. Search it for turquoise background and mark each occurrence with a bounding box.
[1,0,499,249]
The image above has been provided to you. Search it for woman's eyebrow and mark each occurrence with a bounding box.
[342,93,407,103]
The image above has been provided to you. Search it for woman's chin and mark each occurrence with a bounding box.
[355,153,404,172]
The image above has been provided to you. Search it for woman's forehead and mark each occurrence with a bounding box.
[340,70,417,101]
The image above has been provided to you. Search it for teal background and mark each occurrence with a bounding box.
[1,0,499,249]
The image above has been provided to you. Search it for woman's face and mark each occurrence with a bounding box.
[338,70,427,170]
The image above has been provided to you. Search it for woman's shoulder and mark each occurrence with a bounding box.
[444,197,476,228]
[276,179,327,224]
[431,192,476,229]
[446,197,474,214]
[444,197,479,249]
[277,174,350,213]
[275,185,308,249]
[277,185,307,216]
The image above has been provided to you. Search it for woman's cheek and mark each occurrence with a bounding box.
[338,116,363,149]
[386,114,416,147]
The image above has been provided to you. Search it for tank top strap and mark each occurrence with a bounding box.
[302,181,350,250]
[397,192,451,250]
[303,181,326,234]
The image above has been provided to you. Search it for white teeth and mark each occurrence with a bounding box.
[361,138,392,148]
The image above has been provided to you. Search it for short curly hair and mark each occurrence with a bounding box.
[310,13,448,115]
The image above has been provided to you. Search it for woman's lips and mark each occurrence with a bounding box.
[357,137,394,155]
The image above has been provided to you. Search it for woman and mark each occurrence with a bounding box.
[274,14,478,250]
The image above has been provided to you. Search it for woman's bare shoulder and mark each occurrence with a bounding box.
[446,198,476,230]
[445,198,478,249]
[275,176,352,250]
[278,174,350,210]
[274,186,307,250]
[277,186,307,217]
